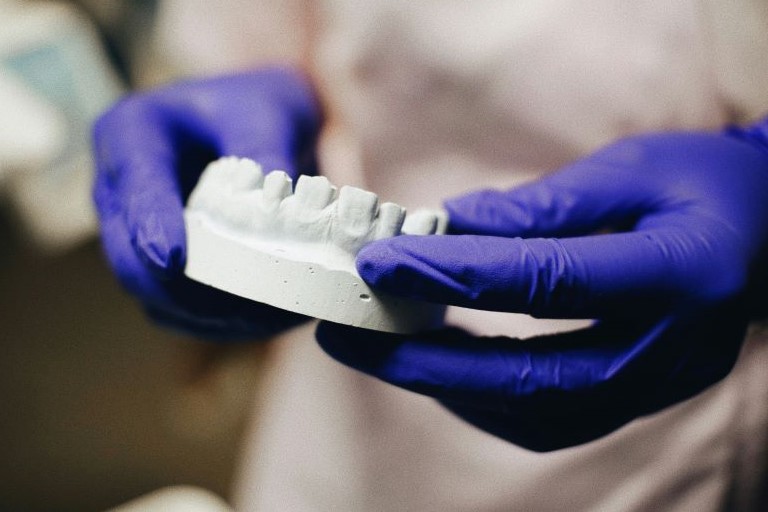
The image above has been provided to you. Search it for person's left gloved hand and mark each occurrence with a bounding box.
[93,68,321,340]
[317,128,768,451]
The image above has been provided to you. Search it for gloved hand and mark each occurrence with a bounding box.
[317,127,768,451]
[93,68,322,339]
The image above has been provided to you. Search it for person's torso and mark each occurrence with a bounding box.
[225,1,768,510]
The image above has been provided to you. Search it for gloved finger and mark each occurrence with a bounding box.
[95,72,323,277]
[204,70,322,175]
[316,313,744,450]
[144,69,320,176]
[318,321,636,451]
[317,321,635,409]
[357,227,742,317]
[94,105,194,277]
[440,306,746,451]
[99,203,306,340]
[439,399,639,452]
[444,136,662,238]
[97,202,177,300]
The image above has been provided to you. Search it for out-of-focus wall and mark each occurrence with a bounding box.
[0,1,278,509]
[0,220,269,511]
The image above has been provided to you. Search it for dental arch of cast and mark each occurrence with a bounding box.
[183,157,447,333]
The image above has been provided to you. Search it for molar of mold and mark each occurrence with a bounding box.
[187,161,224,213]
[224,157,265,191]
[205,158,266,230]
[401,209,438,235]
[375,202,406,239]
[220,190,262,230]
[186,159,257,225]
[197,157,264,196]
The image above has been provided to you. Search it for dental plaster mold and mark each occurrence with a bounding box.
[184,157,447,333]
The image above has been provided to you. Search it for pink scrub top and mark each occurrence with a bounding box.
[155,1,768,510]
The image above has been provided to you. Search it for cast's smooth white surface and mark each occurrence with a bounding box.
[184,157,446,333]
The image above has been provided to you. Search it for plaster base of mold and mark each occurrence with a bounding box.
[185,211,446,334]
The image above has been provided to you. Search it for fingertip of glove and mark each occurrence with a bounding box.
[357,236,447,298]
[442,189,492,217]
[135,218,185,277]
[356,240,401,286]
[315,321,361,364]
[443,189,528,236]
[315,321,401,368]
[442,195,467,217]
[442,199,472,234]
[315,321,361,349]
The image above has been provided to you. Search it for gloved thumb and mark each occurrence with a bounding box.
[445,138,658,238]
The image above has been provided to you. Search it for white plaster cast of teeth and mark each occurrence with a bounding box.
[183,157,447,333]
[401,208,449,235]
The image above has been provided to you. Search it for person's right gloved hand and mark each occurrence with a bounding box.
[317,126,768,451]
[93,68,322,340]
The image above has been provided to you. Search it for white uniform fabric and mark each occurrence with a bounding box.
[155,1,768,510]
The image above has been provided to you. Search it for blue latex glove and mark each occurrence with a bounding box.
[93,68,322,339]
[317,126,768,451]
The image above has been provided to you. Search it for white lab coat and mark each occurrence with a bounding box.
[154,1,768,510]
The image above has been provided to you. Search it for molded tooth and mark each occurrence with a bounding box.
[434,209,449,235]
[338,186,379,231]
[401,209,438,235]
[375,202,406,239]
[227,157,264,190]
[262,170,293,207]
[294,175,337,209]
[189,157,263,210]
[193,159,224,191]
[223,192,260,229]
[187,159,227,210]
[204,157,263,190]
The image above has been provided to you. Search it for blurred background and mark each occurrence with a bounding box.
[0,0,296,509]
